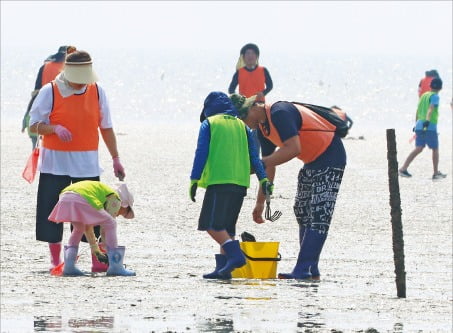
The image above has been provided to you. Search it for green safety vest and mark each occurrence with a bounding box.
[62,181,119,211]
[199,114,251,188]
[417,91,439,124]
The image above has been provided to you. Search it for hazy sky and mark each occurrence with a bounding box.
[1,1,452,56]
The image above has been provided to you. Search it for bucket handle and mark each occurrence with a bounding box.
[241,251,282,262]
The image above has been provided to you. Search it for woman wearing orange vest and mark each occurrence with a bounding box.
[22,46,76,149]
[29,50,127,274]
[230,94,347,280]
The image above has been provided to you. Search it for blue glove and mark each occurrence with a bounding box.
[189,180,198,202]
[423,121,430,130]
[259,178,274,196]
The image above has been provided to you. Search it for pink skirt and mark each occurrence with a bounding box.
[49,192,114,226]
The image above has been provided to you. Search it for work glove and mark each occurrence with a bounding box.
[94,249,109,264]
[189,180,198,202]
[259,177,274,196]
[423,121,430,130]
[54,125,72,142]
[112,157,125,181]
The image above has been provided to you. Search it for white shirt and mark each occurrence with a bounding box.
[29,82,113,178]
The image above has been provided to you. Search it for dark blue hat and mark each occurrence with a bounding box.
[200,91,238,122]
[430,78,442,90]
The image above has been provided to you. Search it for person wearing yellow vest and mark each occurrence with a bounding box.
[190,91,272,279]
[22,46,77,150]
[230,93,347,280]
[49,181,135,276]
[228,43,273,155]
[399,78,447,180]
[29,50,127,274]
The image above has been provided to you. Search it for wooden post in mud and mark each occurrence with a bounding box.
[386,129,406,298]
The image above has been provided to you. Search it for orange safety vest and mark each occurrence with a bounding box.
[418,77,433,97]
[238,66,265,98]
[42,82,100,151]
[41,61,64,86]
[259,103,335,164]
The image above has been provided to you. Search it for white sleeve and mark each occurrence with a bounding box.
[29,83,53,126]
[97,84,113,129]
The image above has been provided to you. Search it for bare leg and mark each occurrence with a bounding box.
[432,148,439,174]
[207,229,232,250]
[400,146,424,171]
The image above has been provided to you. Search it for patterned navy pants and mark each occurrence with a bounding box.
[293,167,345,233]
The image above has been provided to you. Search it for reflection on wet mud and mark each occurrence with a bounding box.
[197,317,234,333]
[34,315,113,332]
[34,316,62,331]
[297,311,324,329]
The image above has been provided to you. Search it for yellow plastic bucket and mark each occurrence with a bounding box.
[231,242,281,279]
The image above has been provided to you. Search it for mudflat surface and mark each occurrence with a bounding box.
[1,123,451,332]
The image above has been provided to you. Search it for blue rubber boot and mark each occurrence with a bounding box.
[218,240,246,279]
[62,246,84,276]
[106,246,136,276]
[310,234,327,280]
[203,254,228,279]
[278,228,327,280]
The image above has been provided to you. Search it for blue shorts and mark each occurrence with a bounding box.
[415,131,438,149]
[198,184,246,236]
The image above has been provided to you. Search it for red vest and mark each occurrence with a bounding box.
[42,82,100,151]
[418,77,433,97]
[238,66,265,98]
[259,103,335,163]
[41,61,64,86]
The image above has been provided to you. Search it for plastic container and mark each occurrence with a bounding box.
[232,241,281,279]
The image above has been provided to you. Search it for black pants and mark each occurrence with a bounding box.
[36,173,100,243]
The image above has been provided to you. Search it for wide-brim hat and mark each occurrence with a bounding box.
[64,61,98,84]
[229,93,257,119]
[116,183,135,219]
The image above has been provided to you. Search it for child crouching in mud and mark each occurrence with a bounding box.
[48,180,136,276]
[189,91,273,279]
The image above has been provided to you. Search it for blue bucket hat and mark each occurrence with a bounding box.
[199,91,238,122]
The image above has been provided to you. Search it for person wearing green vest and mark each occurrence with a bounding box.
[48,180,136,276]
[190,91,272,279]
[399,78,447,180]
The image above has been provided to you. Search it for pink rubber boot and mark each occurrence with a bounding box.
[48,242,62,270]
[91,243,109,273]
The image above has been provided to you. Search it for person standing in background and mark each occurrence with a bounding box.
[22,46,77,149]
[228,43,273,154]
[399,78,447,180]
[228,43,273,102]
[29,50,127,273]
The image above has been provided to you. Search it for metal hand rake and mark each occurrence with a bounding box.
[265,193,282,222]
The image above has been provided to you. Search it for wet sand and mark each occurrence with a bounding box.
[1,121,452,332]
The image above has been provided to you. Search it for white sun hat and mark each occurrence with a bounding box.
[64,60,98,84]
